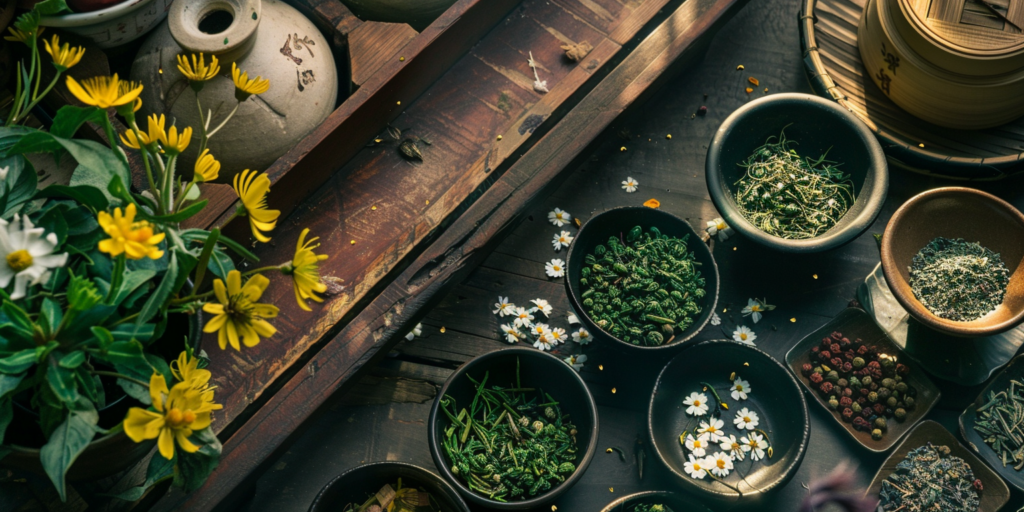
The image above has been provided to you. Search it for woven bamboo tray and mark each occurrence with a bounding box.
[800,0,1024,180]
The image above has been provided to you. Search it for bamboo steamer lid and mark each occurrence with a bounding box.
[859,0,1024,129]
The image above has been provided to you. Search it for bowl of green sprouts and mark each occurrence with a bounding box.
[705,93,888,252]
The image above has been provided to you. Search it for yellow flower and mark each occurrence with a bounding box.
[202,270,279,351]
[5,26,42,44]
[171,350,212,392]
[120,113,164,150]
[118,80,143,113]
[123,373,222,460]
[66,74,143,109]
[157,123,192,155]
[288,228,328,311]
[42,35,85,72]
[194,148,220,182]
[177,53,220,92]
[232,169,279,243]
[231,62,269,101]
[97,203,165,260]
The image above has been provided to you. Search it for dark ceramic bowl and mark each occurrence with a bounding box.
[880,187,1024,337]
[600,490,714,512]
[565,206,719,351]
[648,340,809,504]
[705,93,888,252]
[784,308,941,452]
[309,462,469,512]
[428,348,599,509]
[865,420,1010,511]
[960,354,1024,492]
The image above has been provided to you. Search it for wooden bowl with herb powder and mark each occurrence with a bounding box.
[880,187,1024,337]
[705,93,888,252]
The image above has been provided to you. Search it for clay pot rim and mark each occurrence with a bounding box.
[39,0,157,26]
[879,186,1024,337]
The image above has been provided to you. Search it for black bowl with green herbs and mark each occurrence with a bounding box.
[959,354,1024,492]
[565,206,719,351]
[308,461,469,512]
[705,93,887,252]
[600,490,714,512]
[428,348,599,509]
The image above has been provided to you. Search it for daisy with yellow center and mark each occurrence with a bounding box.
[232,169,280,243]
[202,270,279,351]
[177,53,220,91]
[286,228,328,311]
[97,203,165,260]
[194,148,221,182]
[120,113,165,150]
[123,373,222,460]
[66,74,143,109]
[231,62,270,101]
[42,35,85,72]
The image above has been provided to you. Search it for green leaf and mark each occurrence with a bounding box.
[0,349,38,374]
[64,205,100,236]
[61,137,131,203]
[137,200,208,224]
[0,373,25,399]
[49,106,104,139]
[173,427,222,492]
[7,131,63,156]
[40,398,99,502]
[40,298,63,337]
[100,340,146,367]
[58,351,85,369]
[36,206,69,248]
[1,301,33,331]
[0,154,36,219]
[35,185,109,211]
[32,0,72,16]
[145,354,172,388]
[110,324,154,344]
[46,359,79,403]
[134,253,177,338]
[182,229,259,262]
[111,270,156,308]
[0,399,12,445]
[102,452,174,501]
[106,174,135,206]
[74,367,103,409]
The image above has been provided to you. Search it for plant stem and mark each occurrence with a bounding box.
[90,370,150,388]
[242,264,286,276]
[207,102,239,138]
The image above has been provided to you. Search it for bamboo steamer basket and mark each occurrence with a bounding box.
[858,0,1024,130]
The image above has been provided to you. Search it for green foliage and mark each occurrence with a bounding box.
[40,398,99,501]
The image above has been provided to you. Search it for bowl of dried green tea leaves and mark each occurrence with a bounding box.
[705,93,888,252]
[600,490,714,512]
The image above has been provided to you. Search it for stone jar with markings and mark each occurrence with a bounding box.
[131,0,337,178]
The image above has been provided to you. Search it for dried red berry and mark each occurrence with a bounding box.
[840,337,851,346]
[820,350,832,360]
[868,361,881,370]
[820,382,834,394]
[811,346,820,354]
[842,362,853,373]
[829,343,841,354]
[973,479,983,491]
[853,416,870,431]
[839,396,853,408]
[873,403,887,415]
[842,387,853,397]
[857,345,870,355]
[831,331,843,341]
[841,408,854,421]
[810,373,824,384]
[857,397,867,405]
[801,363,813,376]
[896,363,910,376]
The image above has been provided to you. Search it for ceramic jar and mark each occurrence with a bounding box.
[40,0,171,49]
[131,0,337,176]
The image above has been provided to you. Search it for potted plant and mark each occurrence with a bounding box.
[0,3,328,501]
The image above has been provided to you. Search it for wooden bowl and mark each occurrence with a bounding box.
[865,420,1010,511]
[784,308,941,453]
[959,354,1024,492]
[308,462,469,512]
[705,93,888,252]
[880,187,1024,337]
[564,206,720,351]
[648,340,809,504]
[599,490,714,512]
[427,348,599,510]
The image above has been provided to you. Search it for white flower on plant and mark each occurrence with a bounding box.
[684,454,708,480]
[531,299,553,317]
[548,208,571,227]
[572,327,592,345]
[742,432,768,461]
[534,332,554,351]
[567,312,580,325]
[404,322,423,341]
[493,296,516,317]
[683,391,710,417]
[730,377,751,401]
[697,416,725,443]
[684,433,710,457]
[545,259,566,278]
[564,354,587,371]
[0,214,68,300]
[705,217,733,242]
[531,323,552,339]
[707,452,734,477]
[733,407,759,430]
[621,177,639,193]
[549,327,567,345]
[732,326,756,345]
[500,324,521,343]
[719,434,745,462]
[710,312,721,326]
[552,230,574,251]
[512,306,535,329]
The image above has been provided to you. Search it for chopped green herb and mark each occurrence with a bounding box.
[909,237,1009,322]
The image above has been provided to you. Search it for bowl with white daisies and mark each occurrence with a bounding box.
[647,339,809,504]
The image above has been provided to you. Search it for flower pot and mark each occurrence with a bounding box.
[131,0,338,178]
[39,0,172,49]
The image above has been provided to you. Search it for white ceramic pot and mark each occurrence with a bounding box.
[131,0,337,176]
[39,0,172,49]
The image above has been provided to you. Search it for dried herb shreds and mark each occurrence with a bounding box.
[909,237,1009,322]
[579,226,705,346]
[733,130,855,239]
[973,379,1024,471]
[630,505,674,512]
[879,444,980,512]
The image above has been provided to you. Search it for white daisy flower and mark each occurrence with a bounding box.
[552,231,574,251]
[730,378,751,401]
[500,324,520,343]
[0,215,68,300]
[732,326,756,345]
[545,259,566,278]
[493,296,516,317]
[719,434,745,462]
[531,299,553,317]
[530,323,552,339]
[404,322,423,341]
[621,177,639,193]
[572,327,592,345]
[710,312,721,326]
[707,452,734,477]
[534,332,554,351]
[512,307,535,329]
[548,208,571,227]
[705,217,734,242]
[684,454,707,480]
[549,327,567,345]
[733,407,759,430]
[567,313,580,325]
[697,417,725,443]
[564,354,587,371]
[741,298,764,323]
[684,433,710,457]
[683,392,710,417]
[742,432,768,461]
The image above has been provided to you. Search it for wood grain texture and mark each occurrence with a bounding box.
[348,22,419,87]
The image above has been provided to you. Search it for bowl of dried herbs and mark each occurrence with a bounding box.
[428,348,599,509]
[880,187,1024,337]
[959,354,1024,492]
[564,206,719,351]
[705,93,888,252]
[309,461,470,512]
[599,490,714,512]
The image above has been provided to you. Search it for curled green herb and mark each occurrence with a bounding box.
[733,128,855,239]
[909,237,1009,322]
[627,505,674,512]
[973,379,1024,471]
[342,477,442,512]
[879,443,980,512]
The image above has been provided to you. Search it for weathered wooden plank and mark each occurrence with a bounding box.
[348,22,419,88]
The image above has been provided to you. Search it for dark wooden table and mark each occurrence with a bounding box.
[237,0,1024,510]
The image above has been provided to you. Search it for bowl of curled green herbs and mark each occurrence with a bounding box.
[428,348,598,509]
[564,206,719,351]
[705,93,888,252]
[600,490,714,512]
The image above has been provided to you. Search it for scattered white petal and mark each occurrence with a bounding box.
[683,392,709,417]
[552,230,574,251]
[621,177,639,193]
[697,417,725,443]
[404,323,423,341]
[733,407,759,430]
[730,378,751,401]
[710,313,721,326]
[564,354,587,371]
[500,324,520,344]
[707,451,733,477]
[705,217,734,242]
[571,327,591,345]
[531,299,553,317]
[545,259,566,278]
[548,208,571,227]
[512,307,535,329]
[493,296,516,317]
[732,326,756,345]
